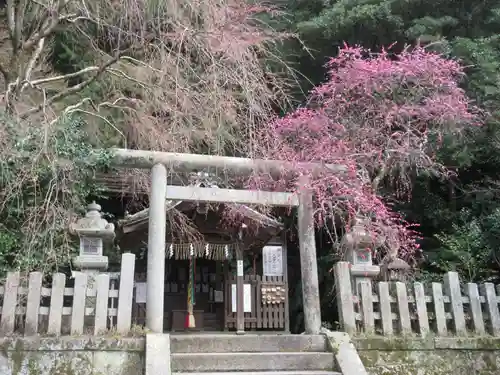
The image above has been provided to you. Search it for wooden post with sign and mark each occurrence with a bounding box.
[282,234,290,333]
[236,247,245,334]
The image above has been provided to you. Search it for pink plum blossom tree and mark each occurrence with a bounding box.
[248,44,481,260]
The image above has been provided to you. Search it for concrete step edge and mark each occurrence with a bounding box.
[172,351,332,357]
[171,351,335,372]
[170,334,329,353]
[172,372,341,375]
[170,334,326,339]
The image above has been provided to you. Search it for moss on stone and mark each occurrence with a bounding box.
[11,339,25,375]
[356,336,500,375]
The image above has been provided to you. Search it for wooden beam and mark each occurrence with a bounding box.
[165,185,299,207]
[108,148,346,177]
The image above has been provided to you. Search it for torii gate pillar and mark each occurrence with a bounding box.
[146,163,167,333]
[298,180,322,334]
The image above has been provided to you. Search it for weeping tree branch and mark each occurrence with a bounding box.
[18,52,127,118]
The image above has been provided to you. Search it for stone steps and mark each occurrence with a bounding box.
[170,333,328,353]
[146,333,340,375]
[171,352,335,372]
[169,334,338,374]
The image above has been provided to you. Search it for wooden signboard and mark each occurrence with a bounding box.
[262,245,283,277]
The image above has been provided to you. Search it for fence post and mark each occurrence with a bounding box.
[48,273,66,336]
[71,272,88,335]
[359,280,374,334]
[25,272,43,336]
[377,282,393,336]
[394,282,411,334]
[465,283,485,335]
[413,282,429,336]
[481,283,500,335]
[117,253,136,333]
[0,272,20,335]
[431,282,447,336]
[95,274,110,335]
[334,262,356,334]
[444,272,466,335]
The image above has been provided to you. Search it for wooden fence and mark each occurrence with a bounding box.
[0,253,135,336]
[225,275,289,331]
[335,261,500,336]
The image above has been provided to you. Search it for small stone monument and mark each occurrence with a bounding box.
[70,201,115,274]
[342,216,381,295]
[381,257,411,282]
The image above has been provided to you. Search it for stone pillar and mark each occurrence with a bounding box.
[146,163,167,333]
[298,183,322,334]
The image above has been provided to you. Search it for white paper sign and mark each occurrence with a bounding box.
[231,284,251,312]
[135,282,147,303]
[214,290,224,303]
[262,245,283,276]
[237,260,244,276]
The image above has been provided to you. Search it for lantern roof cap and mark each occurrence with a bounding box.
[386,257,410,270]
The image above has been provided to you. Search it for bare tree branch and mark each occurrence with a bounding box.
[19,53,125,118]
[25,65,101,87]
[23,38,45,84]
[6,0,16,44]
[22,0,72,51]
[13,0,28,54]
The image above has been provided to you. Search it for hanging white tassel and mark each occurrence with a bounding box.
[205,243,210,257]
[224,245,229,259]
[169,243,174,258]
[190,243,194,257]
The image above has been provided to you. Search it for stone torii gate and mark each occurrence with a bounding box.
[109,148,327,335]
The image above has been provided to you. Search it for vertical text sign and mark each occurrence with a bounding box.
[262,246,283,276]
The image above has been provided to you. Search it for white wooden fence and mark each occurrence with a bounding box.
[335,261,500,336]
[0,253,135,336]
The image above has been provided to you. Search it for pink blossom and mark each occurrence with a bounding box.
[234,44,480,259]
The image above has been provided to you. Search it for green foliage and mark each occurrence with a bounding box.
[0,115,112,276]
[421,209,499,282]
[278,0,500,97]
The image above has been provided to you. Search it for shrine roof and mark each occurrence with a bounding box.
[120,198,282,230]
[117,177,284,249]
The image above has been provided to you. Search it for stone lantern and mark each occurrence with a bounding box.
[70,202,115,274]
[342,216,381,295]
[381,258,411,282]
